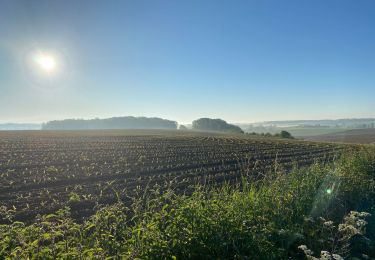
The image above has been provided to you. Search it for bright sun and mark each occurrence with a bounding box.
[36,55,56,72]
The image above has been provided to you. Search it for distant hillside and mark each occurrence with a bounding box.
[0,123,41,130]
[237,118,375,137]
[192,118,244,134]
[304,128,375,144]
[247,118,375,128]
[42,117,178,130]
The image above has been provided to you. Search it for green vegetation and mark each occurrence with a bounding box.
[192,118,244,133]
[1,148,374,259]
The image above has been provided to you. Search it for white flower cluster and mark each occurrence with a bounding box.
[298,245,344,260]
[338,211,371,236]
[299,211,372,259]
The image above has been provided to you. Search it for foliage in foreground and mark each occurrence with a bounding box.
[0,148,374,259]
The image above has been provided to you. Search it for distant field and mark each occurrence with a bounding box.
[0,130,341,223]
[278,127,347,137]
[304,128,375,144]
[243,127,348,137]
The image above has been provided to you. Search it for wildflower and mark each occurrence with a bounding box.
[298,245,314,256]
[323,220,334,228]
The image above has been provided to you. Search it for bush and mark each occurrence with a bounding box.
[280,130,293,139]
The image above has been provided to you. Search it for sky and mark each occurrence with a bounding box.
[0,0,374,124]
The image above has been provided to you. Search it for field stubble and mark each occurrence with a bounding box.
[0,130,342,223]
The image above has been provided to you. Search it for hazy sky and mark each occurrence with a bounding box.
[1,0,374,124]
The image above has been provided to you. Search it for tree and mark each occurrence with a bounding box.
[280,131,293,139]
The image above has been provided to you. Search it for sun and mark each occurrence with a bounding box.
[27,49,67,86]
[36,54,56,72]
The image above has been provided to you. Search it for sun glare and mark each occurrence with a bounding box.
[36,55,56,72]
[28,49,68,87]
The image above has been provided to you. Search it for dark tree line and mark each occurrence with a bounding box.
[42,117,178,130]
[246,130,294,139]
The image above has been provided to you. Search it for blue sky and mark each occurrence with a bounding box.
[0,0,374,124]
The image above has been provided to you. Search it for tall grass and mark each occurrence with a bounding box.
[0,148,374,259]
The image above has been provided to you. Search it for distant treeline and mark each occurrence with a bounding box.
[42,117,178,130]
[246,130,294,139]
[192,118,244,134]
